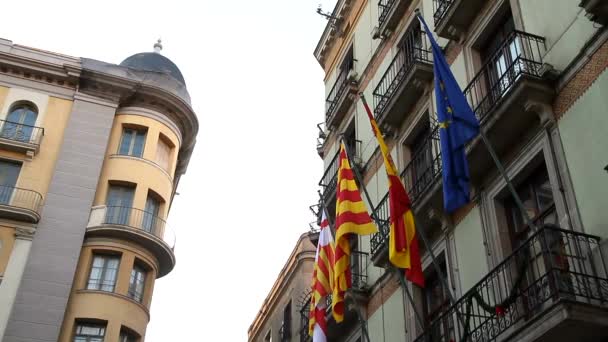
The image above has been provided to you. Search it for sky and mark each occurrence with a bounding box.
[2,0,336,340]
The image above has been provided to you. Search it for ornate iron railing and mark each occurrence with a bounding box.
[414,222,608,342]
[319,139,363,200]
[0,119,44,146]
[400,125,442,203]
[299,296,311,342]
[370,193,390,257]
[432,0,455,27]
[463,30,546,124]
[88,205,176,249]
[373,25,432,121]
[0,184,43,214]
[326,67,350,122]
[378,0,397,28]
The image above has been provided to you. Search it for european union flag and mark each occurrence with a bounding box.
[417,13,480,213]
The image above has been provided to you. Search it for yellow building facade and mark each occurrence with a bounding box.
[0,38,197,342]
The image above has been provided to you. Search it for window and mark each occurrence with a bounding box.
[264,330,272,342]
[280,301,292,341]
[410,123,433,198]
[422,258,454,342]
[128,263,146,302]
[142,194,161,233]
[481,13,520,99]
[504,165,556,248]
[155,136,173,172]
[87,254,120,292]
[0,160,21,204]
[118,128,146,157]
[1,103,37,142]
[73,322,106,342]
[105,185,135,225]
[120,328,138,342]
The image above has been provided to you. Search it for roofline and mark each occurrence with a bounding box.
[313,0,355,67]
[247,231,317,339]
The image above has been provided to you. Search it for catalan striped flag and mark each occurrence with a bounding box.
[308,209,334,342]
[361,95,425,288]
[332,142,377,322]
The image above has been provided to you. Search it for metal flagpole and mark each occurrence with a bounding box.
[317,188,372,342]
[354,95,468,337]
[338,135,426,331]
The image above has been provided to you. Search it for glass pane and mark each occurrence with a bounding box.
[132,131,146,157]
[119,129,134,155]
[0,161,21,204]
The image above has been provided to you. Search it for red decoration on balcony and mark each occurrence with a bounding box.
[495,305,505,316]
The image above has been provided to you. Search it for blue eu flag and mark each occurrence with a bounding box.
[417,13,480,213]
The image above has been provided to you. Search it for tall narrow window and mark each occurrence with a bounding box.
[155,136,173,172]
[105,185,135,226]
[142,194,161,233]
[87,254,120,292]
[118,128,146,157]
[280,301,291,341]
[1,103,37,142]
[410,123,433,198]
[422,257,453,342]
[73,322,106,342]
[128,263,147,302]
[0,160,21,204]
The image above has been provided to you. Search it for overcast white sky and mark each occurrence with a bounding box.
[2,0,336,340]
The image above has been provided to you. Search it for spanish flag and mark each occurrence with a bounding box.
[361,95,425,287]
[308,209,334,341]
[332,142,377,322]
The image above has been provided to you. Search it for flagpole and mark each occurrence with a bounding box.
[339,135,430,337]
[357,94,468,338]
[317,189,372,342]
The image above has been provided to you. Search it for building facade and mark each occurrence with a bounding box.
[0,39,198,341]
[248,232,318,342]
[305,0,608,342]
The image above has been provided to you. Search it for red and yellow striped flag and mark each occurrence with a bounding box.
[332,142,377,322]
[361,96,425,287]
[308,209,334,341]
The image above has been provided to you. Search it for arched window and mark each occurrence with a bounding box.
[1,103,38,142]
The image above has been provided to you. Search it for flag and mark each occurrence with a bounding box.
[308,209,334,341]
[417,13,480,213]
[332,142,377,322]
[361,96,425,288]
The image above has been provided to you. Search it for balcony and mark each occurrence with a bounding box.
[299,296,311,342]
[580,0,608,26]
[0,184,43,223]
[318,140,362,204]
[373,27,433,129]
[325,251,370,339]
[86,205,176,277]
[0,119,44,157]
[432,0,487,40]
[414,223,608,342]
[325,67,358,129]
[464,30,552,183]
[377,0,413,38]
[371,126,444,266]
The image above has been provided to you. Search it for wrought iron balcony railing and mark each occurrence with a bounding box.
[432,0,454,27]
[318,139,363,200]
[326,67,351,122]
[378,0,397,28]
[414,221,608,342]
[299,297,311,342]
[400,125,442,204]
[351,250,369,290]
[373,26,432,121]
[0,119,44,146]
[0,184,43,221]
[88,205,176,249]
[370,193,390,258]
[463,30,546,124]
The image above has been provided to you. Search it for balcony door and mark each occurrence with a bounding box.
[1,104,37,142]
[106,185,135,226]
[142,195,161,233]
[422,258,454,342]
[410,124,433,199]
[481,15,520,102]
[0,160,21,204]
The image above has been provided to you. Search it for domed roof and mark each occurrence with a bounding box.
[120,48,186,85]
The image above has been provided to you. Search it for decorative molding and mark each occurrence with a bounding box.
[14,226,35,240]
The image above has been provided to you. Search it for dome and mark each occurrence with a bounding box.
[120,51,186,85]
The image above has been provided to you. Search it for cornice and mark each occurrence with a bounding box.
[314,0,356,67]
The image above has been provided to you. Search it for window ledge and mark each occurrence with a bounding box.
[109,154,173,182]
